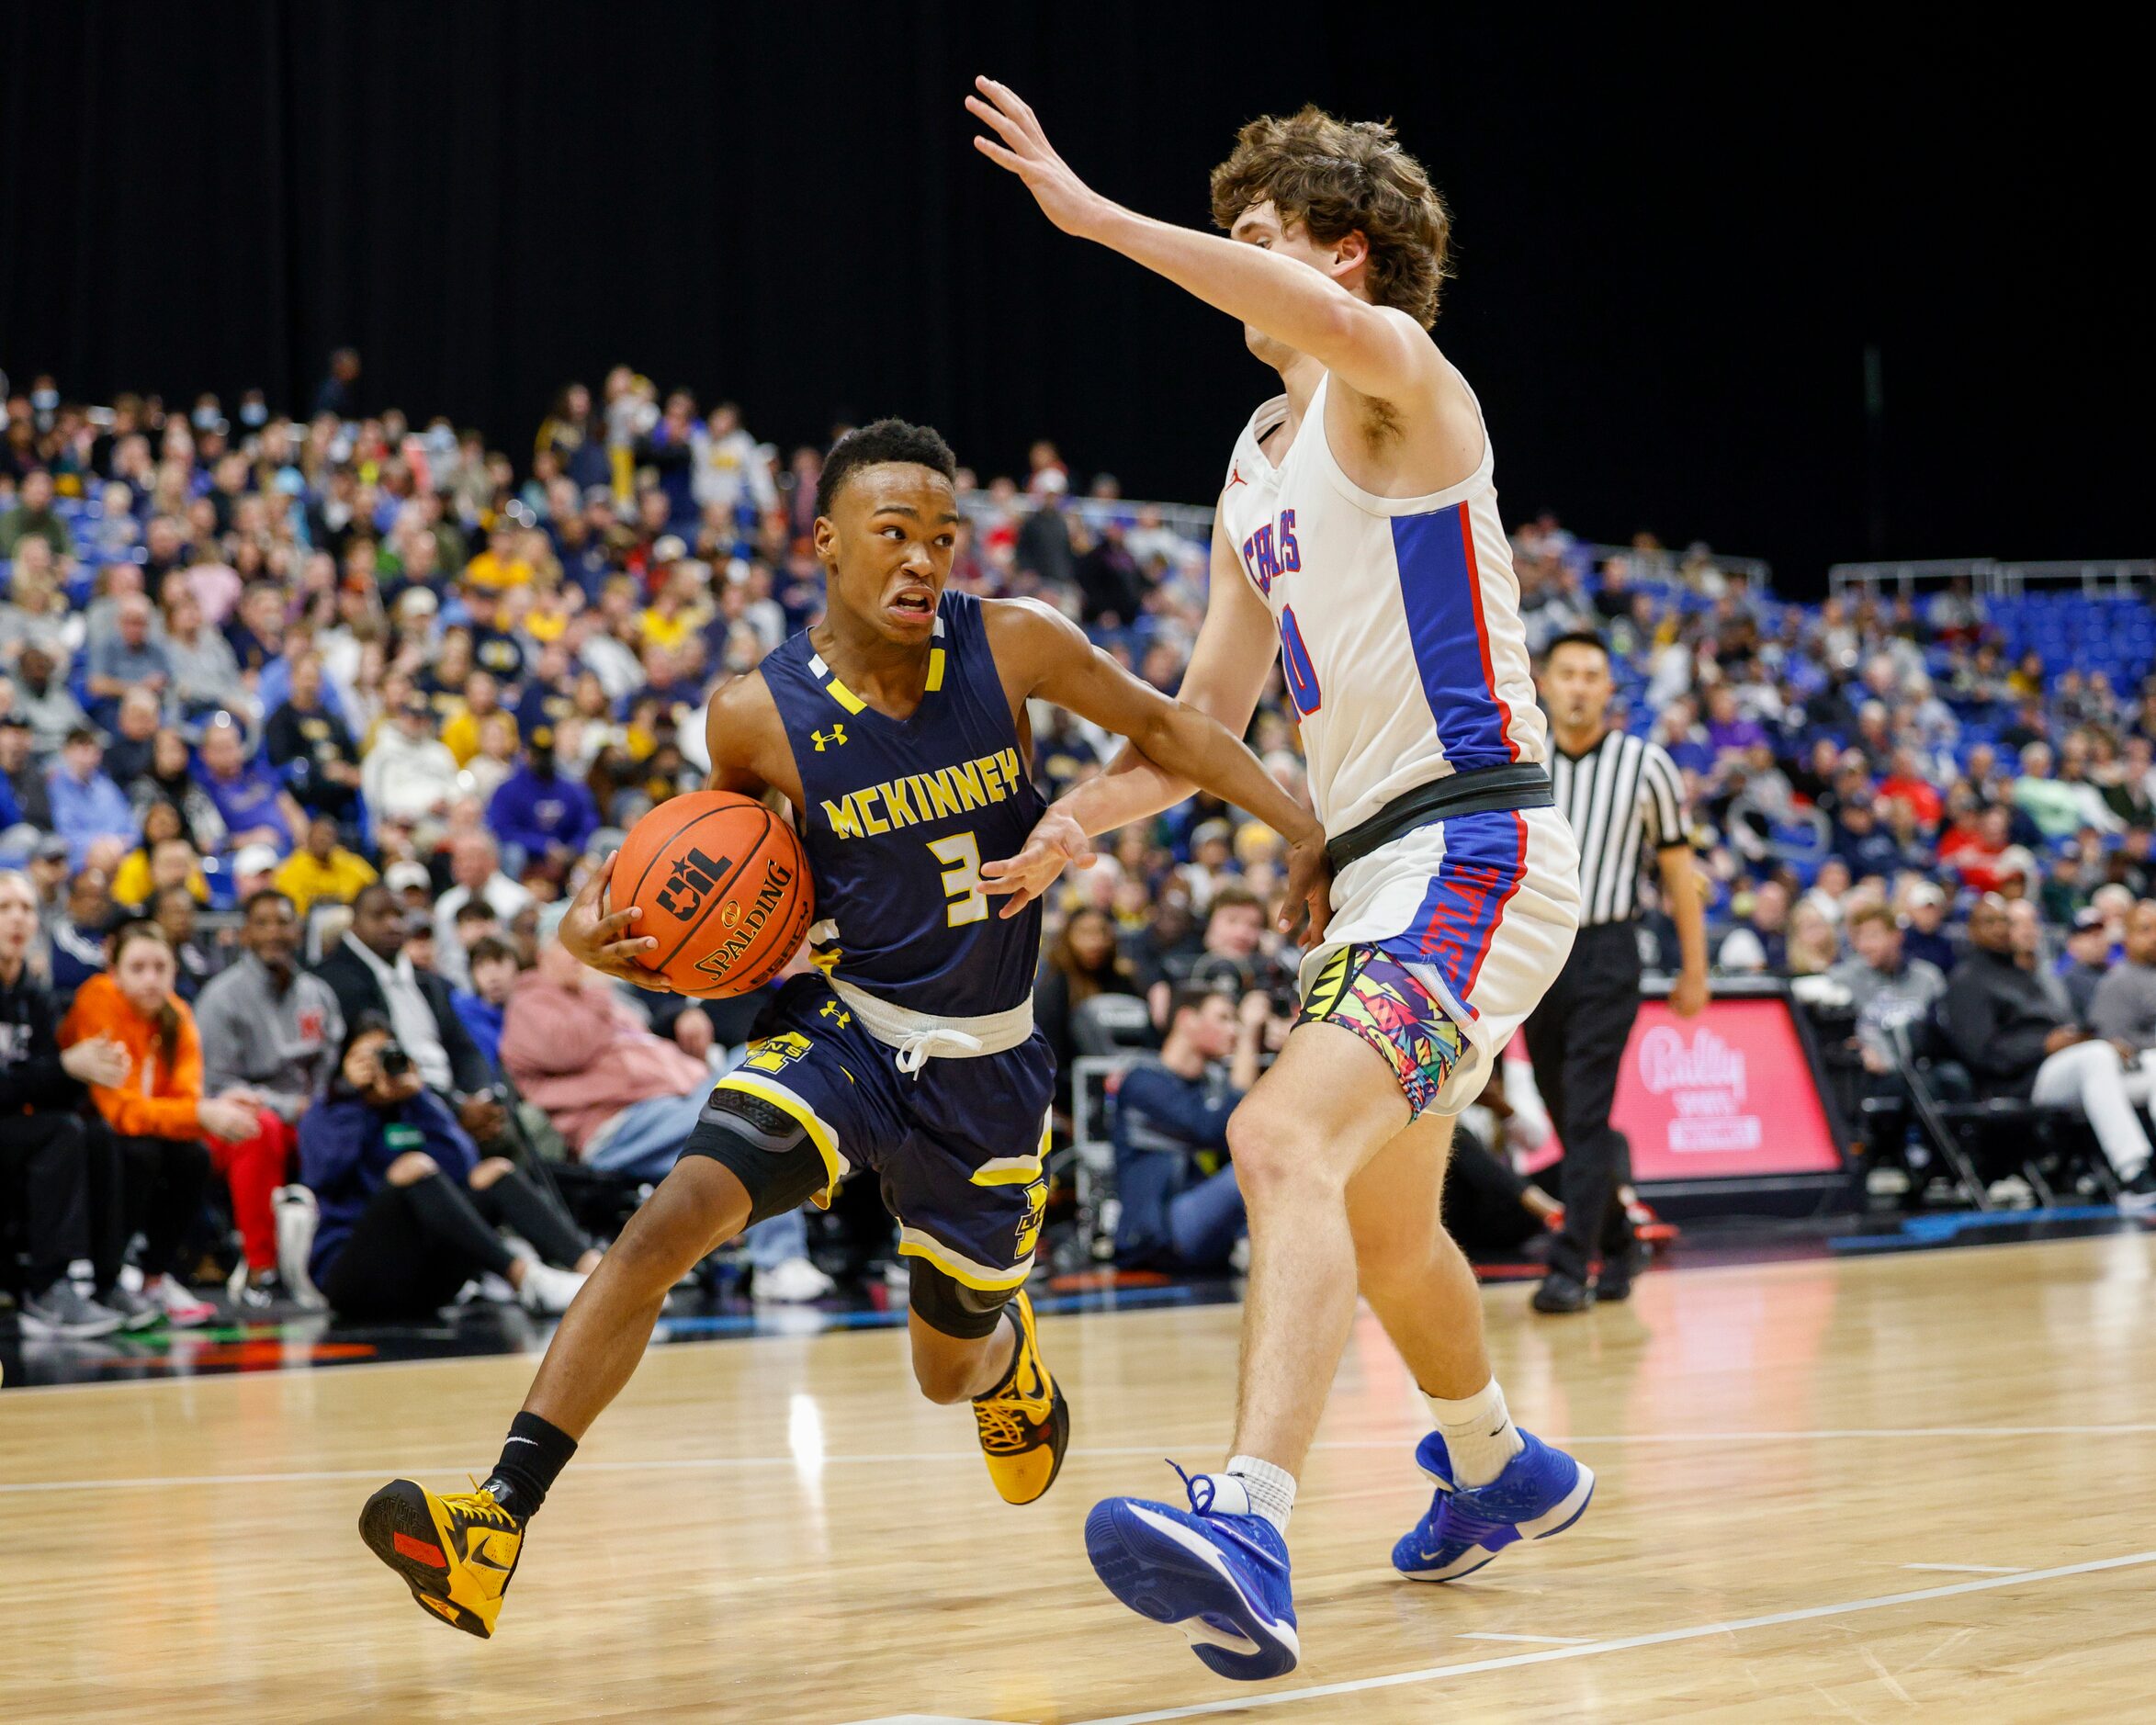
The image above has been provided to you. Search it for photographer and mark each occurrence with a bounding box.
[299,1017,597,1321]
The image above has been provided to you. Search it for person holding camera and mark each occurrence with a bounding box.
[299,1017,597,1321]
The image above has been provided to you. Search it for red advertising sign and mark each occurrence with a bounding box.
[1610,997,1844,1181]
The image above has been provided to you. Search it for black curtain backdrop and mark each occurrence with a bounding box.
[1,3,2145,592]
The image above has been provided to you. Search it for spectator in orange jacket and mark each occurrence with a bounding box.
[60,920,282,1324]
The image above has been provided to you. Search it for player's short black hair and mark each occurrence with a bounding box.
[241,887,294,919]
[816,418,958,517]
[1542,629,1610,664]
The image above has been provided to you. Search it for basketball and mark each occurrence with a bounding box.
[610,791,814,998]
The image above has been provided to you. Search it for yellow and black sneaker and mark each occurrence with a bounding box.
[359,1477,525,1639]
[972,1287,1069,1505]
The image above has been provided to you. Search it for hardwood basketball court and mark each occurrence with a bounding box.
[4,1231,2152,1721]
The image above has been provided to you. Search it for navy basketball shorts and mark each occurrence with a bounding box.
[689,974,1055,1300]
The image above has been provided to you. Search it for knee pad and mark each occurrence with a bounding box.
[907,1257,1013,1340]
[681,1088,832,1224]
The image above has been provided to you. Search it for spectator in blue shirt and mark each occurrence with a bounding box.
[487,729,598,874]
[194,713,304,860]
[1110,983,1270,1273]
[451,934,520,1075]
[1832,795,1909,881]
[47,728,136,869]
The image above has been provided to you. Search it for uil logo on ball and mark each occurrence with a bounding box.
[653,846,733,921]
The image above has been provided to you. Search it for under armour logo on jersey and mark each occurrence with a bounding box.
[812,726,849,751]
[818,998,852,1029]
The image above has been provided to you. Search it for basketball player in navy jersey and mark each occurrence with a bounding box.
[973,82,1593,1680]
[356,420,1330,1640]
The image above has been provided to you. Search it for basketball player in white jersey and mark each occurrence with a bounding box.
[971,81,1591,1679]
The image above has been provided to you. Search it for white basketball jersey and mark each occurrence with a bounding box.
[1215,373,1546,836]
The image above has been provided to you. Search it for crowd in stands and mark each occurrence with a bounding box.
[4,354,2156,1338]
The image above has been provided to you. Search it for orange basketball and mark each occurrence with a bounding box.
[611,791,815,998]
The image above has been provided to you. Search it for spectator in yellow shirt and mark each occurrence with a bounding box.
[275,814,379,916]
[439,672,516,767]
[460,519,535,592]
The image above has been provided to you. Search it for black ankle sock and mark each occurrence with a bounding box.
[485,1411,577,1521]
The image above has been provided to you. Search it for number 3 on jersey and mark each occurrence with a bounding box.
[928,831,988,926]
[1280,605,1322,716]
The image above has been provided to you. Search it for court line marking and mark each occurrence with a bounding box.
[1059,1550,2156,1725]
[1454,1632,1593,1644]
[8,1426,2156,1494]
[1902,1563,2026,1573]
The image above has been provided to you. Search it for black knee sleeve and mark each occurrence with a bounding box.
[907,1257,1015,1340]
[679,1088,832,1225]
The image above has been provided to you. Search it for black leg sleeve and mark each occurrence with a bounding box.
[468,1168,590,1268]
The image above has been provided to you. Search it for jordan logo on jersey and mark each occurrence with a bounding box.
[653,846,733,921]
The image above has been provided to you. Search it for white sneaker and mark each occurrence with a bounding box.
[753,1257,834,1304]
[273,1186,329,1311]
[149,1274,216,1328]
[517,1260,588,1315]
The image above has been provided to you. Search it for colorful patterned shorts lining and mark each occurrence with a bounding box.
[1296,943,1468,1119]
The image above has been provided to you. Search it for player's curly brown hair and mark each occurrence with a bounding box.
[1209,107,1451,328]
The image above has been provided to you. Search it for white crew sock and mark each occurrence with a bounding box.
[1426,1379,1526,1488]
[1200,1455,1298,1536]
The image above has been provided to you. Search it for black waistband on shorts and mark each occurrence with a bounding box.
[1325,762,1553,874]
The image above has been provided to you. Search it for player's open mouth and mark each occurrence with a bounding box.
[887,588,935,619]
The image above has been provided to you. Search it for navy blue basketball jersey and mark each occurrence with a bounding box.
[760,592,1045,1017]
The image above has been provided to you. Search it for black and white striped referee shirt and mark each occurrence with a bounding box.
[1550,731,1689,927]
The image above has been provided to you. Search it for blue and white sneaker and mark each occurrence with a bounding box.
[1085,1465,1300,1681]
[1392,1428,1594,1581]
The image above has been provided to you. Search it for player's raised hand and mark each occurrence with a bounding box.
[1280,829,1334,949]
[558,851,665,987]
[980,805,1096,919]
[966,76,1111,240]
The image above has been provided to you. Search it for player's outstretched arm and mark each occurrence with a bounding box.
[967,76,1440,406]
[982,513,1278,912]
[983,598,1329,941]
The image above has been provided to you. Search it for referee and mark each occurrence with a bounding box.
[1524,631,1709,1313]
